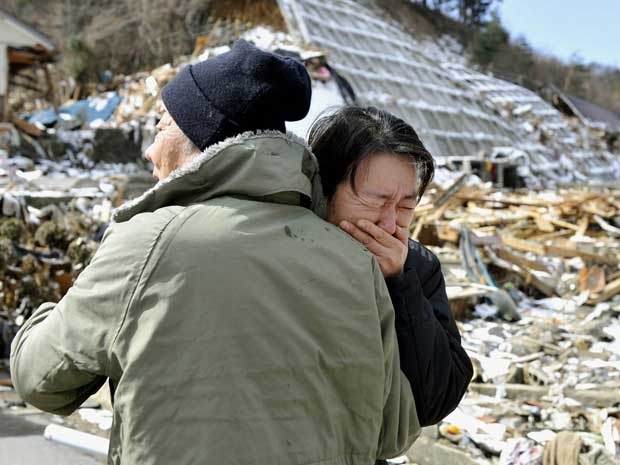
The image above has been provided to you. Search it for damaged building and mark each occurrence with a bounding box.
[276,0,620,188]
[0,6,57,122]
[1,1,620,464]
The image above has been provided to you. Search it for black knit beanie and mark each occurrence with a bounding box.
[161,39,312,151]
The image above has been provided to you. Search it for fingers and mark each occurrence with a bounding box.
[339,220,385,254]
[355,219,391,243]
[394,224,410,245]
[340,219,408,278]
[355,219,409,247]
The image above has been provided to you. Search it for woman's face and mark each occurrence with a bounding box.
[327,153,418,236]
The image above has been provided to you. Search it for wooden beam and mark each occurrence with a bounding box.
[8,48,54,66]
[501,234,547,255]
[495,247,549,273]
[502,234,618,265]
[527,210,579,231]
[528,229,573,242]
[410,216,425,241]
[546,243,618,265]
[576,215,590,236]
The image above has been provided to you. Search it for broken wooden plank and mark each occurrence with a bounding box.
[548,217,580,231]
[588,277,620,304]
[488,249,557,296]
[500,234,547,255]
[410,216,426,241]
[593,215,620,236]
[495,247,549,273]
[528,229,574,242]
[501,234,617,265]
[576,215,590,236]
[546,242,618,265]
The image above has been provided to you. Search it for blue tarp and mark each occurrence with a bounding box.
[25,92,121,127]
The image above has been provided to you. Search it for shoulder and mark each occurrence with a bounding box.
[315,217,380,268]
[269,208,380,277]
[407,239,439,263]
[101,206,191,259]
[405,239,441,276]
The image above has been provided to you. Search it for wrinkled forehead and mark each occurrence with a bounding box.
[356,152,419,192]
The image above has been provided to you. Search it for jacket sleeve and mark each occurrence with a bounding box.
[9,213,171,416]
[374,261,421,459]
[385,240,473,427]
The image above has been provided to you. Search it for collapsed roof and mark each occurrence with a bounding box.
[1,6,57,120]
[0,6,57,71]
[278,0,518,159]
[276,0,620,187]
[553,89,620,132]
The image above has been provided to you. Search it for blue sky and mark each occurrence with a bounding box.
[498,0,620,68]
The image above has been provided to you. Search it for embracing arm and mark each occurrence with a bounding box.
[386,240,473,427]
[10,212,174,415]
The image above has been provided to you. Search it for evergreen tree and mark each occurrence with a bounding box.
[470,15,509,69]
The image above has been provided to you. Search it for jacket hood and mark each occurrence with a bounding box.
[113,130,326,223]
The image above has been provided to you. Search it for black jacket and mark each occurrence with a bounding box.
[385,239,473,427]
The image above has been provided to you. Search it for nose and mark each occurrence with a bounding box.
[376,208,397,235]
[144,143,154,162]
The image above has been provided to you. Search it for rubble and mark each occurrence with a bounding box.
[405,171,620,464]
[0,6,618,465]
[415,172,620,303]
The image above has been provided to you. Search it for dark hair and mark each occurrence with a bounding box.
[308,105,434,202]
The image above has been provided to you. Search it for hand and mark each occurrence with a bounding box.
[340,219,408,278]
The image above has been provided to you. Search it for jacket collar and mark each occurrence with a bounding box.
[113,130,326,223]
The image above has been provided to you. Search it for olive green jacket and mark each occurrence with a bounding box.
[11,131,419,465]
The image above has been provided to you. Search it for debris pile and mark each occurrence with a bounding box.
[0,193,107,360]
[443,64,620,188]
[406,172,620,464]
[409,294,620,465]
[0,5,618,463]
[414,172,620,305]
[0,122,153,361]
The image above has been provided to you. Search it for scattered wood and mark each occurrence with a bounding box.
[418,180,620,301]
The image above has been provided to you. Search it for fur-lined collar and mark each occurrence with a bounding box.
[113,130,326,223]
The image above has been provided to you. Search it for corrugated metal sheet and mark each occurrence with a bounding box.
[278,0,518,158]
[278,0,620,187]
